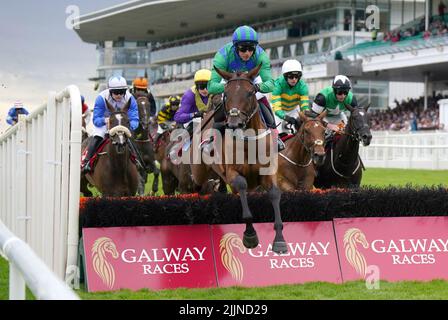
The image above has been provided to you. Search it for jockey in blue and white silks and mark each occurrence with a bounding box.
[81,76,139,173]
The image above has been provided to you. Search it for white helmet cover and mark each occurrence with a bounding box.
[282,59,303,74]
[108,76,128,89]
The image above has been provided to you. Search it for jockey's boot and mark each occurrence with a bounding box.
[81,136,103,173]
[324,128,334,148]
[258,99,285,151]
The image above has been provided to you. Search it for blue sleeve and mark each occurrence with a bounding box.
[23,108,29,115]
[6,108,15,125]
[128,96,139,131]
[93,96,106,128]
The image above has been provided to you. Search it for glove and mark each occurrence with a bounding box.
[284,115,298,126]
[254,83,261,92]
[192,111,204,118]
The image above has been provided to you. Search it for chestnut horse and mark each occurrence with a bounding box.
[80,100,139,197]
[314,104,372,189]
[199,65,287,254]
[134,96,160,195]
[277,111,327,191]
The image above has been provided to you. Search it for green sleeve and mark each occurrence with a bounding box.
[275,110,286,119]
[258,52,274,93]
[208,51,227,95]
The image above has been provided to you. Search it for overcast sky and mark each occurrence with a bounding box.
[0,0,124,133]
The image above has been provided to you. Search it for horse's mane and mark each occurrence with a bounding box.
[219,233,246,282]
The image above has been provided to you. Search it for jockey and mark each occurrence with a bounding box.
[6,100,29,125]
[310,75,359,143]
[130,77,157,116]
[271,59,309,134]
[157,95,181,133]
[81,95,91,126]
[208,25,285,151]
[174,69,211,134]
[81,76,139,173]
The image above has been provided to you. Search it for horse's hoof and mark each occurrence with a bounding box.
[243,232,259,249]
[272,241,288,254]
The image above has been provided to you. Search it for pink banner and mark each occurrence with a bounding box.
[211,222,341,287]
[334,217,448,282]
[83,225,216,292]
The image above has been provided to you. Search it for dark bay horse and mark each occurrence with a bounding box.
[314,104,372,189]
[277,111,327,191]
[134,96,160,195]
[204,65,287,254]
[153,122,195,195]
[80,100,139,197]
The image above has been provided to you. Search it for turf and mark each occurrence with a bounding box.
[361,168,448,187]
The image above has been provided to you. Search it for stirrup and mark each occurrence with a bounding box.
[277,138,285,151]
[81,162,92,173]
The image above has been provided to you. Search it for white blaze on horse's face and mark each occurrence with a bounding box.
[359,111,365,117]
[115,114,123,126]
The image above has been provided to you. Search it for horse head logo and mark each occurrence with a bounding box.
[91,237,119,289]
[219,233,247,282]
[343,228,370,278]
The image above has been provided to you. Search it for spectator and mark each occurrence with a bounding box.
[6,100,29,125]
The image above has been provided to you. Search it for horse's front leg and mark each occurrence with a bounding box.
[228,170,258,249]
[136,167,146,196]
[262,175,288,254]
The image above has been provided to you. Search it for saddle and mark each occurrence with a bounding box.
[81,138,137,173]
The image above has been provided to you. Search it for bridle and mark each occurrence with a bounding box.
[223,77,259,128]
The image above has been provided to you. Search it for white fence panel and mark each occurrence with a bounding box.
[360,131,448,169]
[0,85,82,282]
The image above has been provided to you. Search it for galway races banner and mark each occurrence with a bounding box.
[83,225,216,292]
[334,217,448,282]
[211,222,342,287]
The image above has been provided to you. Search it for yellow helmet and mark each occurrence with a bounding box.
[133,77,148,89]
[194,69,211,83]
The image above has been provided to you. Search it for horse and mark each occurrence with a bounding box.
[314,104,372,189]
[277,111,327,191]
[200,65,287,254]
[152,121,195,195]
[80,99,139,197]
[81,114,89,142]
[133,96,160,195]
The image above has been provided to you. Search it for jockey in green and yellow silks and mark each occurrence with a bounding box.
[271,59,309,134]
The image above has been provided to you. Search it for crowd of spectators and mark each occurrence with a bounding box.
[369,94,447,131]
[381,13,448,43]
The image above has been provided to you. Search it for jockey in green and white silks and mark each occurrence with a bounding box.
[271,59,309,134]
[311,75,358,127]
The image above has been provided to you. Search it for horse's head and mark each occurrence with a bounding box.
[137,96,151,131]
[298,111,327,166]
[345,104,372,146]
[214,65,261,130]
[106,100,132,154]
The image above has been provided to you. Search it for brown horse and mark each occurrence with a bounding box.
[277,111,327,191]
[153,122,195,195]
[199,65,287,254]
[80,100,139,197]
[314,104,372,189]
[134,96,160,195]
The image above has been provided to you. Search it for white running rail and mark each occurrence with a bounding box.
[0,221,79,299]
[360,131,448,169]
[0,85,82,287]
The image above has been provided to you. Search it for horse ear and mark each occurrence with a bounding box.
[105,99,116,113]
[365,102,371,111]
[247,64,262,80]
[299,111,308,122]
[214,65,233,81]
[345,103,355,112]
[122,98,131,113]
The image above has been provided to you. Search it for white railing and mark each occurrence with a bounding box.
[360,131,448,169]
[0,85,82,284]
[0,221,79,300]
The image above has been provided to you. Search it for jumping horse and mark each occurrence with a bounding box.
[205,65,287,254]
[277,111,327,191]
[80,99,139,197]
[314,104,372,189]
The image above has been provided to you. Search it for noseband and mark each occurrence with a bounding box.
[224,77,258,127]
